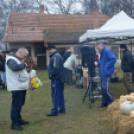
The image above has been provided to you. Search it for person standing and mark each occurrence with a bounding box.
[6,48,30,130]
[63,48,71,63]
[47,45,65,116]
[64,51,78,87]
[95,41,116,109]
[63,49,71,83]
[120,44,134,94]
[0,51,6,89]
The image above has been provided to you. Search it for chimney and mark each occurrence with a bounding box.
[93,7,98,16]
[93,7,99,29]
[39,6,44,13]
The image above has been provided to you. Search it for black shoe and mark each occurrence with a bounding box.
[58,111,66,114]
[11,124,23,130]
[46,113,58,116]
[19,120,29,125]
[98,104,108,109]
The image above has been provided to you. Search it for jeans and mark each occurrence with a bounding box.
[51,79,65,114]
[11,90,26,125]
[64,68,73,86]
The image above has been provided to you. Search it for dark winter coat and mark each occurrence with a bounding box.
[121,49,134,72]
[48,51,65,82]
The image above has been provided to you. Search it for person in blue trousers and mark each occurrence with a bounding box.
[95,41,116,109]
[47,45,65,116]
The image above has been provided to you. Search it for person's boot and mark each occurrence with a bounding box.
[11,124,23,130]
[58,110,66,114]
[98,103,108,109]
[46,113,58,116]
[19,119,29,125]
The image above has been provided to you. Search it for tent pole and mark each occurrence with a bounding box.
[87,39,89,45]
[131,39,133,52]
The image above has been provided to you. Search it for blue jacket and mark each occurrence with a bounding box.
[63,52,71,63]
[99,46,116,80]
[48,51,65,80]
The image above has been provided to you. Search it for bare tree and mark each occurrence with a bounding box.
[36,0,82,14]
[83,0,98,14]
[82,0,134,17]
[0,0,38,42]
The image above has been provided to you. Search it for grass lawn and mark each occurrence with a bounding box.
[0,71,128,134]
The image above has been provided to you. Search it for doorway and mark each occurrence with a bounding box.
[57,47,66,57]
[34,43,47,70]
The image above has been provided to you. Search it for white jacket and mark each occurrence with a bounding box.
[64,54,78,70]
[6,55,30,91]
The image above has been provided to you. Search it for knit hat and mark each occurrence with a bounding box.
[120,44,127,49]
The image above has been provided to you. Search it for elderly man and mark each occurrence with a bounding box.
[47,45,65,116]
[6,48,30,130]
[95,41,116,109]
[120,44,134,94]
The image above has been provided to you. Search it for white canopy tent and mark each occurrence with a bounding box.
[79,11,134,44]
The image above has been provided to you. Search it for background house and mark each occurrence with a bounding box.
[4,6,110,69]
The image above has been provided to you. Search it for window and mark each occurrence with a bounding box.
[111,46,119,58]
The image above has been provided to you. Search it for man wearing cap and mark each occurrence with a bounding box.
[95,41,116,109]
[47,45,65,116]
[120,44,134,94]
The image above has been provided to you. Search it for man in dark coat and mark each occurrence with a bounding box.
[47,45,65,116]
[63,49,71,63]
[63,49,71,84]
[120,44,134,94]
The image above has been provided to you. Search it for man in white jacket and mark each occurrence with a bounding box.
[64,52,78,87]
[6,48,30,131]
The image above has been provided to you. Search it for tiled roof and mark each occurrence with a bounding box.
[5,31,44,42]
[4,9,110,43]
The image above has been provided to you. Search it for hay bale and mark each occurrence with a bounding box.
[107,99,134,134]
[130,111,134,118]
[118,120,134,134]
[107,100,119,128]
[112,110,121,132]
